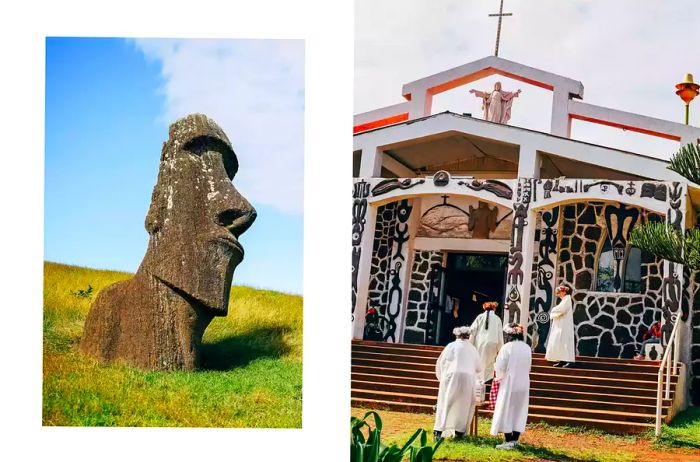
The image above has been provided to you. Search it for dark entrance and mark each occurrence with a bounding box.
[428,252,508,346]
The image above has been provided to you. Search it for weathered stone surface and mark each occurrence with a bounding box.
[579,323,602,338]
[597,314,615,330]
[80,114,256,371]
[417,206,470,238]
[616,310,632,325]
[578,337,599,356]
[573,306,589,324]
[614,326,633,344]
[598,331,621,358]
[575,270,592,290]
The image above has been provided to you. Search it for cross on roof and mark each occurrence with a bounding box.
[488,0,513,57]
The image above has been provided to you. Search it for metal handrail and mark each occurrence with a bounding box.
[655,316,682,437]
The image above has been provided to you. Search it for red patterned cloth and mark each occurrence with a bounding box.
[488,378,501,410]
[643,321,662,340]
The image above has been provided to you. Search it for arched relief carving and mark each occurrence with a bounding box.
[416,195,512,240]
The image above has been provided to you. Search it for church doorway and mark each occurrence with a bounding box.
[434,252,508,346]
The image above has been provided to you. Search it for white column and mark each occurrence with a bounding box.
[517,143,541,179]
[551,88,572,138]
[359,146,383,178]
[352,194,377,339]
[408,91,433,120]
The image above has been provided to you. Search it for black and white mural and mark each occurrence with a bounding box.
[352,180,370,320]
[366,199,414,342]
[531,207,560,353]
[505,178,533,325]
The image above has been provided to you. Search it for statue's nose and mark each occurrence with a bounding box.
[216,194,256,238]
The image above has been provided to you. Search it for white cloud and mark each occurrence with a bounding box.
[133,38,304,215]
[356,0,700,159]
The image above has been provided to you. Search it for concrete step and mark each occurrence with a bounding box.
[351,350,667,378]
[351,381,668,415]
[350,378,673,407]
[351,399,655,434]
[353,346,664,373]
[352,340,663,367]
[352,389,661,423]
[351,365,673,392]
[351,357,674,385]
[351,340,677,434]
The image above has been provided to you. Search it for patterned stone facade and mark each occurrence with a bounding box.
[404,250,444,344]
[691,270,700,405]
[368,202,398,315]
[554,202,664,358]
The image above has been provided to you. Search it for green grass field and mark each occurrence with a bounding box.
[43,261,302,427]
[353,407,700,462]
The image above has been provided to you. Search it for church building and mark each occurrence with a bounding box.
[351,56,700,431]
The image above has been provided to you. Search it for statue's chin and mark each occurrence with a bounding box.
[141,240,240,317]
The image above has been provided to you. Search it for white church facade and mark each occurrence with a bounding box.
[351,56,700,406]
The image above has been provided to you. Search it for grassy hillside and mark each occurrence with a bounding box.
[43,261,302,427]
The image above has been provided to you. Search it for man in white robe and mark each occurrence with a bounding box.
[545,285,576,367]
[469,82,521,124]
[434,326,482,439]
[470,301,503,382]
[490,323,531,450]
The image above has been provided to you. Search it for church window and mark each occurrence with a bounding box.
[596,238,615,292]
[623,247,643,293]
[595,238,643,293]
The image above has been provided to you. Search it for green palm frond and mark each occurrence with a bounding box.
[630,222,700,270]
[668,143,700,185]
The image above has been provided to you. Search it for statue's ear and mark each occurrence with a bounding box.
[145,143,171,234]
[145,187,165,234]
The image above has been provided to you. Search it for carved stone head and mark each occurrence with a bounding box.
[141,114,256,315]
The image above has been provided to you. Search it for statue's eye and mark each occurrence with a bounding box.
[183,136,239,180]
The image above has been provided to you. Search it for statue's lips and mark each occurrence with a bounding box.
[216,233,245,258]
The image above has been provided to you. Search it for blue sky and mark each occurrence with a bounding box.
[45,38,304,294]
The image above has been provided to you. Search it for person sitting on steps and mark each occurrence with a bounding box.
[634,314,662,360]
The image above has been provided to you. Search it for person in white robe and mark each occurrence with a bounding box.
[545,285,576,367]
[490,323,532,450]
[433,325,483,439]
[469,82,522,124]
[469,301,503,382]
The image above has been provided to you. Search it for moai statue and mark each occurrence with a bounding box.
[80,114,256,370]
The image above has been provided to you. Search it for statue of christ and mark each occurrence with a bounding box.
[469,82,521,124]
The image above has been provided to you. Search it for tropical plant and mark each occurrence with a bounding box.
[630,143,700,271]
[71,284,94,298]
[351,411,443,462]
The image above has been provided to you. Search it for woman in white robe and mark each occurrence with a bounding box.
[545,285,576,367]
[490,323,532,450]
[469,301,503,382]
[433,325,482,439]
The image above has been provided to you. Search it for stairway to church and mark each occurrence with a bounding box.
[351,340,679,434]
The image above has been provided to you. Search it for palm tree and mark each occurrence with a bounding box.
[630,143,700,270]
